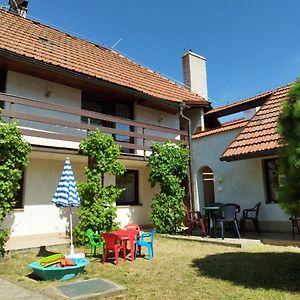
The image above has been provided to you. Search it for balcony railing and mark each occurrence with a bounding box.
[0,93,188,158]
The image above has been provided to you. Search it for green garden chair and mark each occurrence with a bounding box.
[86,229,105,258]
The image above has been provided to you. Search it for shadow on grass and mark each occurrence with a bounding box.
[192,252,300,293]
[36,246,59,257]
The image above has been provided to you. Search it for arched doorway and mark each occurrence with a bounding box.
[201,166,215,207]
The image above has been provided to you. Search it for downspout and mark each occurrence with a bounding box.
[180,103,195,211]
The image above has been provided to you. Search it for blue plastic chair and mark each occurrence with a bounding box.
[135,229,155,260]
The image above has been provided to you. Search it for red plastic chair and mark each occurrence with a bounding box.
[124,223,141,256]
[185,207,207,237]
[124,223,141,235]
[100,233,126,266]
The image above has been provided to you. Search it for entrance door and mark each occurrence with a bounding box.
[201,166,215,207]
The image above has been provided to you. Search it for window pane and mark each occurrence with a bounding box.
[264,159,279,203]
[0,69,6,109]
[115,103,134,153]
[116,170,138,205]
[81,97,103,126]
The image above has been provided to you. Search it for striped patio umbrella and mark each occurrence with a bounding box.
[52,157,80,255]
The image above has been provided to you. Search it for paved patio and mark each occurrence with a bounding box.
[0,278,52,300]
[163,229,300,248]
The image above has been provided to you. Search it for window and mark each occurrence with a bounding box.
[14,174,25,209]
[0,69,6,109]
[81,96,134,152]
[116,170,139,205]
[114,102,134,153]
[81,96,104,126]
[264,158,279,203]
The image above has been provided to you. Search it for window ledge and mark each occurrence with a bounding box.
[117,204,142,208]
[12,208,24,212]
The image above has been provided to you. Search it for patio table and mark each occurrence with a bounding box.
[203,206,222,237]
[111,229,138,261]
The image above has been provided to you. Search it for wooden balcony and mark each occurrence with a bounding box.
[0,93,188,159]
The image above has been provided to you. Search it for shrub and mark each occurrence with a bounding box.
[277,79,300,216]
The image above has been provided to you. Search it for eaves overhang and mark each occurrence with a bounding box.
[220,148,280,162]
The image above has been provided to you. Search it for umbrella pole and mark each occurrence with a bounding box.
[70,207,75,255]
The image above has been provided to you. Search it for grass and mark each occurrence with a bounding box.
[1,236,300,299]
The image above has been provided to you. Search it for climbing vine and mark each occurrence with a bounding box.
[74,130,126,245]
[0,115,31,256]
[148,141,189,234]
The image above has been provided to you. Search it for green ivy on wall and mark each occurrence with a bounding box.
[0,115,31,256]
[148,141,189,234]
[74,129,126,245]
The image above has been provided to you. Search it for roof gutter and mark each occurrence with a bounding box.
[0,48,207,110]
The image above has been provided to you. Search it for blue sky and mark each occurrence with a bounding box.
[7,0,300,107]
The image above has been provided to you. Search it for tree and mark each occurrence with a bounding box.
[74,130,126,245]
[148,141,189,234]
[277,79,300,216]
[0,116,31,256]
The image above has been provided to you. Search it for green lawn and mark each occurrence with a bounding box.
[1,236,300,299]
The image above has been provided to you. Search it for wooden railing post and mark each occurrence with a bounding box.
[9,101,14,123]
[87,117,91,137]
[142,127,146,160]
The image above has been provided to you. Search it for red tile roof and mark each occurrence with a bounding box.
[0,10,208,105]
[221,84,292,161]
[192,119,248,139]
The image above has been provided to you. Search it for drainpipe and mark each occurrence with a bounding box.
[180,103,195,211]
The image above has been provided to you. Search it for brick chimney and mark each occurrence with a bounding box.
[182,50,208,100]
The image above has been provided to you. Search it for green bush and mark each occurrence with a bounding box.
[277,79,300,216]
[148,142,189,234]
[0,117,31,256]
[74,130,125,245]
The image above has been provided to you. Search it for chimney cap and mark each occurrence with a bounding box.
[182,50,206,61]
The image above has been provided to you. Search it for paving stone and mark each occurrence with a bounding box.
[0,278,52,300]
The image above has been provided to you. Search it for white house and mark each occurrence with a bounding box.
[192,85,292,232]
[0,9,209,241]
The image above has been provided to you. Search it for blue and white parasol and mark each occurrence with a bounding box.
[52,157,80,255]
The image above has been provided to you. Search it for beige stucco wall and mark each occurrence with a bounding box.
[3,152,157,237]
[6,71,84,136]
[3,152,87,237]
[2,71,177,237]
[192,128,290,229]
[103,159,158,228]
[135,104,180,156]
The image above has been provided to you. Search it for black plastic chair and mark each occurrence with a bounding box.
[215,204,241,239]
[290,216,300,238]
[240,202,261,236]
